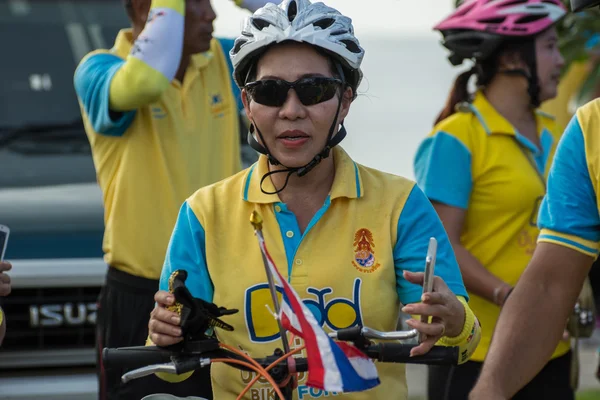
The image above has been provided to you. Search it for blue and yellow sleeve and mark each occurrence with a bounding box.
[74,0,186,136]
[393,185,468,304]
[74,54,136,136]
[537,115,600,258]
[414,131,473,209]
[152,201,213,383]
[160,201,214,302]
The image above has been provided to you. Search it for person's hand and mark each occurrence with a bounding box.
[149,290,183,346]
[401,271,466,357]
[0,262,11,297]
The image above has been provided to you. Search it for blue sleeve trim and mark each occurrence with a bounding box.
[217,37,243,113]
[73,53,135,136]
[414,132,472,209]
[538,116,600,242]
[243,164,256,201]
[159,202,214,302]
[394,185,468,304]
[538,234,598,255]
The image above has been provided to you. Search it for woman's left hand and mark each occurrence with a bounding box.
[401,270,466,357]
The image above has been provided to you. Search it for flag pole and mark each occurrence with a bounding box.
[250,211,292,355]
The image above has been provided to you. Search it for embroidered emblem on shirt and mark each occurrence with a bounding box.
[210,92,226,118]
[151,106,166,119]
[352,228,381,273]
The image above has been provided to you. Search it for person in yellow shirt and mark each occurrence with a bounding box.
[414,0,571,398]
[0,261,11,347]
[143,1,482,399]
[73,0,270,398]
[469,1,600,398]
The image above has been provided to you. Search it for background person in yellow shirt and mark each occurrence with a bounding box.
[73,0,269,398]
[414,0,571,398]
[469,1,600,398]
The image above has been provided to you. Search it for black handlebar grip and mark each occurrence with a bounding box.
[102,346,174,369]
[334,326,363,341]
[366,343,459,365]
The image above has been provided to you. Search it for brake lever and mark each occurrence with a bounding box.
[121,356,213,384]
[121,363,178,383]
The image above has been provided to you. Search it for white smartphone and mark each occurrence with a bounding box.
[0,225,9,262]
[419,237,437,343]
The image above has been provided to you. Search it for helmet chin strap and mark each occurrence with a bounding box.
[497,41,541,107]
[248,98,347,195]
[248,62,349,195]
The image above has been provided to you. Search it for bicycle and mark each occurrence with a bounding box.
[104,324,459,400]
[102,268,460,400]
[103,232,459,400]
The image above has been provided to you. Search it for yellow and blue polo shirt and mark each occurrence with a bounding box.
[414,91,569,362]
[538,99,600,258]
[74,30,242,280]
[159,146,468,400]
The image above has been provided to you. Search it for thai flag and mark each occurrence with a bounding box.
[256,235,380,392]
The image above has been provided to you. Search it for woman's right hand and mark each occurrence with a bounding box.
[149,290,184,346]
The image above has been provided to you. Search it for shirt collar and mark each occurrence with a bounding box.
[467,91,550,137]
[241,146,364,204]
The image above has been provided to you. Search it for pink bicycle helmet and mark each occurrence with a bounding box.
[434,0,566,66]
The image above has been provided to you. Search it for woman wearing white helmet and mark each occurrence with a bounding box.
[147,0,480,398]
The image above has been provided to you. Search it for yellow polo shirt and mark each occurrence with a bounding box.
[159,146,468,399]
[414,91,570,361]
[74,29,241,279]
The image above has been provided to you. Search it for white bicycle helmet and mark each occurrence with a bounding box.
[230,0,365,91]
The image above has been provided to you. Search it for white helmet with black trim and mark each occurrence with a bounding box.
[230,0,364,91]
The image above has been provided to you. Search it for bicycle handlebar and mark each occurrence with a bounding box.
[103,342,458,372]
[102,326,459,384]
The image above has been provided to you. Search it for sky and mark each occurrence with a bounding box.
[212,0,455,38]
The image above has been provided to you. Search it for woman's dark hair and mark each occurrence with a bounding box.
[434,37,536,126]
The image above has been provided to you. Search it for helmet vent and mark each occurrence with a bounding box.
[515,13,547,24]
[252,18,271,31]
[287,1,298,22]
[477,16,506,24]
[313,17,335,29]
[501,0,529,6]
[340,39,361,53]
[232,39,247,54]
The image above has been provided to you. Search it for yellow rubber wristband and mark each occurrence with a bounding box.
[438,297,475,346]
[437,297,481,364]
[0,307,4,327]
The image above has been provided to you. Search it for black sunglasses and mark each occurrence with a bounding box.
[245,77,343,107]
